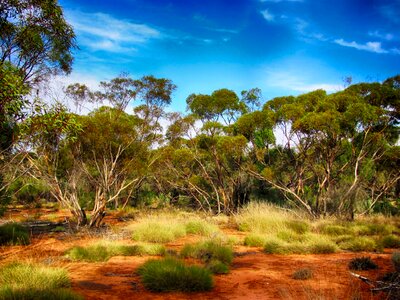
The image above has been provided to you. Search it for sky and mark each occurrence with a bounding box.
[57,0,400,113]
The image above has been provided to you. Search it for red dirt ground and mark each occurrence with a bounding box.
[0,209,397,300]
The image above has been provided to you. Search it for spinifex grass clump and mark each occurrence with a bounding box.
[185,219,219,236]
[0,263,82,300]
[380,235,400,248]
[338,236,382,252]
[348,257,378,270]
[130,220,186,243]
[66,241,166,262]
[138,258,213,292]
[392,252,400,272]
[0,223,30,245]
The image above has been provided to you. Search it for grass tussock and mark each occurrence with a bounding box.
[0,263,82,300]
[138,258,213,292]
[180,240,234,265]
[348,257,378,270]
[128,212,220,243]
[66,241,166,262]
[0,223,30,246]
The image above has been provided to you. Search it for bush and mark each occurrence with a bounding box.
[66,242,166,262]
[348,257,378,270]
[244,234,266,247]
[180,240,233,265]
[292,268,313,280]
[138,258,213,292]
[0,223,30,245]
[0,263,82,299]
[392,252,400,272]
[381,235,400,248]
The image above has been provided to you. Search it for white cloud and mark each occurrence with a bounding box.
[263,70,342,93]
[65,10,161,53]
[368,30,394,41]
[261,9,275,21]
[334,39,388,54]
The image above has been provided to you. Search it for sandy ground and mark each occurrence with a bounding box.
[0,209,397,299]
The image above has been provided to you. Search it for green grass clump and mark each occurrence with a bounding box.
[206,260,230,274]
[380,235,400,248]
[244,234,267,247]
[292,268,313,280]
[286,220,310,234]
[0,263,82,300]
[307,239,338,254]
[276,230,305,242]
[339,236,381,252]
[263,238,290,254]
[392,252,400,272]
[66,242,166,262]
[318,224,353,236]
[138,258,213,292]
[130,220,186,243]
[180,240,233,265]
[0,223,30,245]
[354,223,395,236]
[185,219,219,236]
[348,257,378,270]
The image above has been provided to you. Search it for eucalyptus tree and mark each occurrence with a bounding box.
[0,0,76,85]
[252,77,400,218]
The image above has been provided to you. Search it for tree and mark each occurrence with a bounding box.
[251,78,399,218]
[0,0,76,85]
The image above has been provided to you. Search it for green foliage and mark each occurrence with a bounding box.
[138,258,213,292]
[0,263,81,300]
[0,223,30,245]
[292,268,313,280]
[0,0,76,84]
[348,257,378,270]
[66,242,166,262]
[318,224,353,236]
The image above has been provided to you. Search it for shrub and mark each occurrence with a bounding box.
[138,258,213,292]
[185,220,219,236]
[0,223,30,245]
[0,263,82,299]
[130,221,186,243]
[348,257,378,270]
[392,252,400,272]
[180,240,233,265]
[381,235,400,248]
[66,242,166,262]
[244,234,266,247]
[292,268,313,280]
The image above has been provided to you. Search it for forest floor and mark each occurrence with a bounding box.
[0,207,397,300]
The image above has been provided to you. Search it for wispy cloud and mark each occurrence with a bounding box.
[65,10,161,53]
[334,39,388,54]
[264,69,342,93]
[368,30,394,41]
[261,9,275,21]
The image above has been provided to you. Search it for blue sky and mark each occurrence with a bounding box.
[58,0,400,112]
